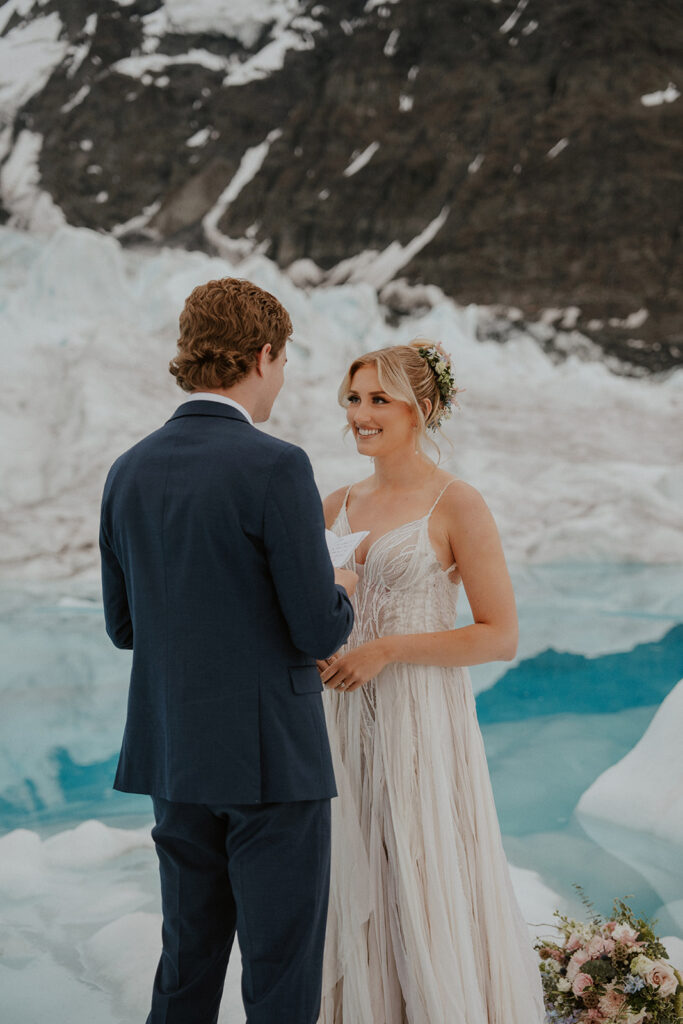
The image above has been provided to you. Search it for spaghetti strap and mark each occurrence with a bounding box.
[427,479,457,517]
[341,484,353,512]
[329,484,353,532]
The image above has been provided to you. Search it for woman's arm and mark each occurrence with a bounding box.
[387,482,518,665]
[321,482,518,691]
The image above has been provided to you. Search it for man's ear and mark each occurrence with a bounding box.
[256,343,272,377]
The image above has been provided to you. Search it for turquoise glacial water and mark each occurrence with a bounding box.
[1,564,682,932]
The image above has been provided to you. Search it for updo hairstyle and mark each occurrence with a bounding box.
[338,338,456,449]
[169,277,292,392]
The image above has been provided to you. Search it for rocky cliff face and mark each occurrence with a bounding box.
[2,0,682,371]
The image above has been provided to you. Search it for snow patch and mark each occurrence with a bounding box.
[223,21,319,86]
[126,1,321,87]
[0,131,66,233]
[343,141,380,177]
[547,137,569,159]
[0,0,41,34]
[468,153,484,174]
[203,129,282,257]
[641,83,680,107]
[608,308,649,330]
[384,29,400,56]
[151,0,305,48]
[365,0,401,11]
[499,0,528,35]
[186,126,212,148]
[60,84,91,114]
[66,14,98,79]
[0,13,69,119]
[327,206,449,290]
[113,49,231,77]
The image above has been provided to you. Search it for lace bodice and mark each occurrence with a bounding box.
[331,483,462,644]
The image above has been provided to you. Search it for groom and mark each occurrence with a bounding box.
[100,277,356,1023]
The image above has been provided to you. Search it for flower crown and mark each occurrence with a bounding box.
[417,343,457,429]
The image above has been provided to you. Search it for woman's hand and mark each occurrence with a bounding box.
[319,639,391,693]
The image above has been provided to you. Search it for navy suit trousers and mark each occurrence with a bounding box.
[146,797,331,1024]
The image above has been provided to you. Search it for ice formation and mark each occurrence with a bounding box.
[578,678,683,847]
[2,224,681,583]
[0,820,562,1023]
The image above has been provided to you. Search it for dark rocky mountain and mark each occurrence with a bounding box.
[3,0,682,372]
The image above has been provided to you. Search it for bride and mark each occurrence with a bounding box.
[318,340,545,1024]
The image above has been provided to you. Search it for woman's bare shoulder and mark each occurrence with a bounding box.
[323,476,374,527]
[438,476,492,521]
[323,485,352,528]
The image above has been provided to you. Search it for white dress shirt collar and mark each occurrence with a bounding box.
[184,392,254,425]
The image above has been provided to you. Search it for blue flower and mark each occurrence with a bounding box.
[623,973,646,993]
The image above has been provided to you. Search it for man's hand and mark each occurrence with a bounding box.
[334,567,359,597]
[320,639,390,693]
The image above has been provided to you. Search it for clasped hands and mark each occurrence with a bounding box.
[317,638,390,693]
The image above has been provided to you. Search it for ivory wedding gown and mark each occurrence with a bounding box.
[319,482,545,1024]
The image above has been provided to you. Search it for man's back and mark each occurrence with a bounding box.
[101,277,355,1024]
[101,400,353,804]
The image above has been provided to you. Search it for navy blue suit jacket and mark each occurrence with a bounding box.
[100,400,353,804]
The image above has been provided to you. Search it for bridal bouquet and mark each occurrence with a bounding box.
[536,897,683,1024]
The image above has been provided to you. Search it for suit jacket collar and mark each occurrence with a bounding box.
[168,400,251,425]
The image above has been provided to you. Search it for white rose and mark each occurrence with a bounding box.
[612,923,640,945]
[557,977,572,992]
[630,954,655,977]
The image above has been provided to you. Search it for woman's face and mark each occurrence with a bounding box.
[345,364,417,456]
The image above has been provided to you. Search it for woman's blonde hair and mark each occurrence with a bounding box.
[338,338,457,452]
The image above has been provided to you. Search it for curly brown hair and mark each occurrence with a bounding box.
[169,277,292,392]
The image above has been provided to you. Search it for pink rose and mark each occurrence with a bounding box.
[644,959,678,998]
[587,934,615,957]
[599,982,627,1016]
[567,949,591,981]
[572,972,594,997]
[566,931,584,952]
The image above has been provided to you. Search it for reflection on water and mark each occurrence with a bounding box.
[1,564,682,932]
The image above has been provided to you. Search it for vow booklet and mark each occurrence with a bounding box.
[325,529,370,568]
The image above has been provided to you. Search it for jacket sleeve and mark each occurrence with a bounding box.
[99,477,134,650]
[263,445,354,660]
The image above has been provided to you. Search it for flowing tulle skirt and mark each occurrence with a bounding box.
[319,662,546,1024]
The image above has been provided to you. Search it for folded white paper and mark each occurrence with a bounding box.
[325,529,370,568]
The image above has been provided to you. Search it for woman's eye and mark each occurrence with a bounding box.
[372,396,388,404]
[347,395,359,404]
